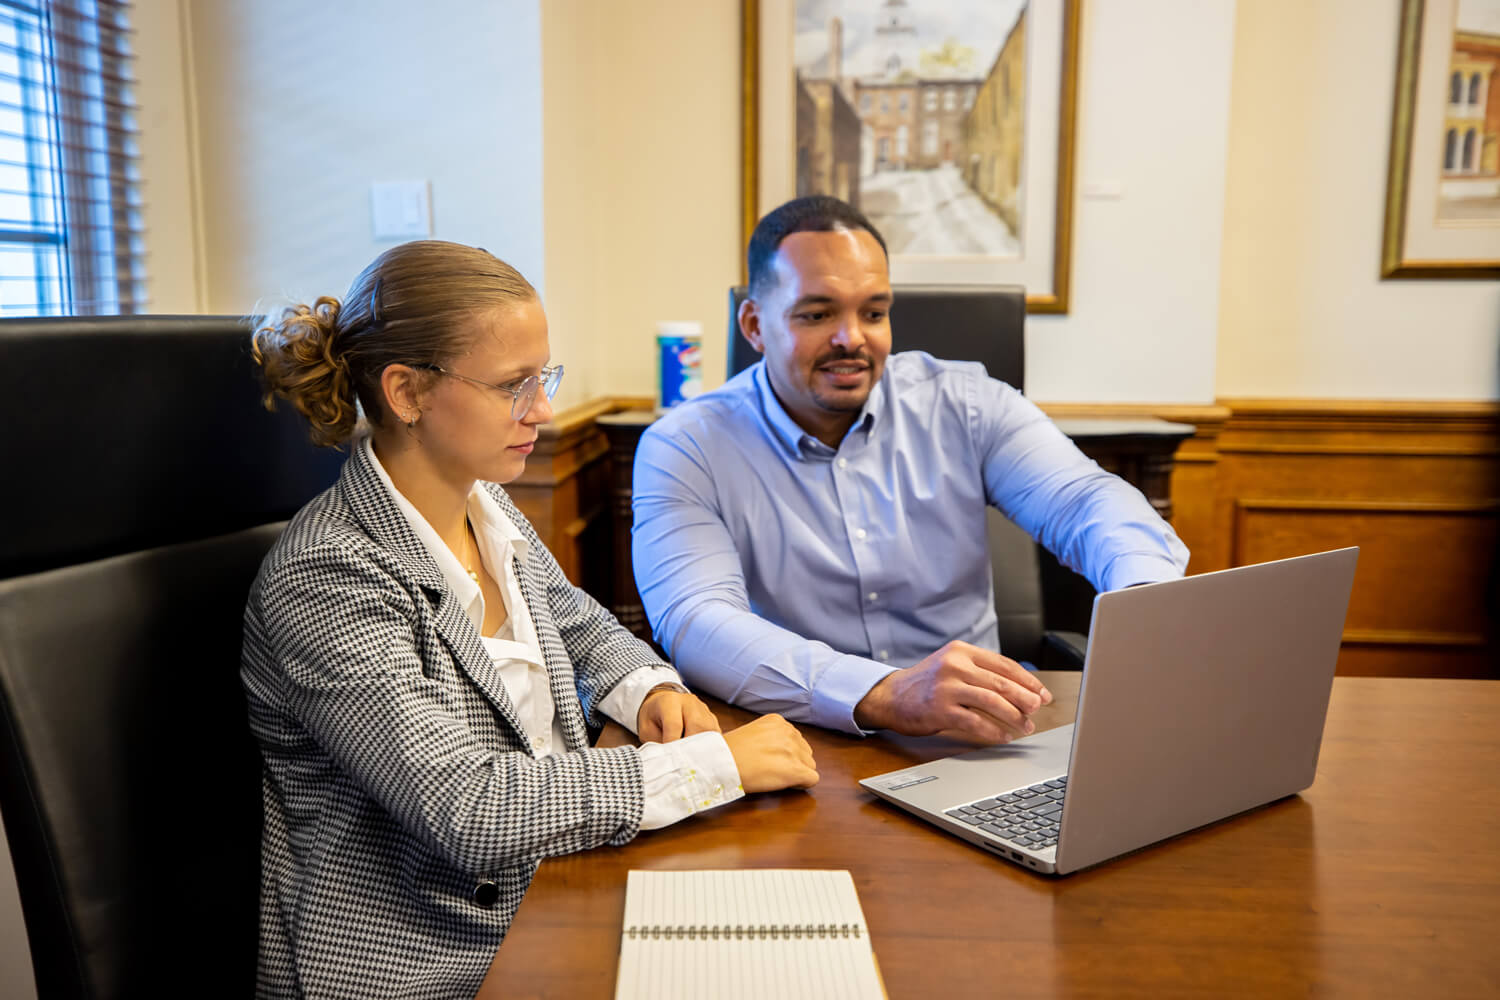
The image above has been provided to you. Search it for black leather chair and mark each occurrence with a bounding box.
[0,317,342,999]
[728,284,1088,669]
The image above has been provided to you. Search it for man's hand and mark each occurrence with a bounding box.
[853,641,1053,744]
[722,714,820,793]
[637,686,723,743]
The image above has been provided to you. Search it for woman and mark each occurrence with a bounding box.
[243,241,818,998]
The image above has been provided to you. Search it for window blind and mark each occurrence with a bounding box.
[0,0,144,316]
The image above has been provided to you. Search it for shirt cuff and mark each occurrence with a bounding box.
[599,665,687,734]
[1099,553,1186,591]
[637,731,745,831]
[811,653,900,736]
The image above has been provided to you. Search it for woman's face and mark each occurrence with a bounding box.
[415,298,553,486]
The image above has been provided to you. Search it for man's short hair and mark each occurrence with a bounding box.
[746,195,889,297]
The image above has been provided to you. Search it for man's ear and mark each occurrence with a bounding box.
[738,297,767,355]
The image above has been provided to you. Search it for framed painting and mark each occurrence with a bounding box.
[742,0,1081,313]
[1382,0,1500,277]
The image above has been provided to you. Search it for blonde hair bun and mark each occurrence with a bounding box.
[251,296,358,447]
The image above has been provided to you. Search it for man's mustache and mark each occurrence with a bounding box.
[813,349,874,367]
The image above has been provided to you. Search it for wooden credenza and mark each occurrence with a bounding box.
[596,409,1194,643]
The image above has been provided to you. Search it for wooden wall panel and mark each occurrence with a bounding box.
[1234,500,1496,643]
[1210,401,1499,679]
[527,396,1499,680]
[1042,399,1500,679]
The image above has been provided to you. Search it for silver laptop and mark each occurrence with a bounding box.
[859,548,1359,875]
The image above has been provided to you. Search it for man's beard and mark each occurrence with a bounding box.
[810,347,876,412]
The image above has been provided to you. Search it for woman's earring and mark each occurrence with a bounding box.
[405,412,417,427]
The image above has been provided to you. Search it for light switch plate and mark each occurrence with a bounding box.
[370,180,432,239]
[1081,179,1124,200]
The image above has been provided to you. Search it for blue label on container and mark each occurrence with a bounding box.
[657,336,703,408]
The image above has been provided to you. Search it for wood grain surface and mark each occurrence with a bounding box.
[480,673,1500,998]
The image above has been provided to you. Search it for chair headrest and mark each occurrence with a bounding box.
[726,283,1026,390]
[0,316,342,578]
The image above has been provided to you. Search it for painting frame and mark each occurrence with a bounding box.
[741,0,1082,313]
[1382,0,1500,278]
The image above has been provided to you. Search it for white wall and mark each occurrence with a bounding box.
[1217,0,1500,400]
[1025,0,1236,404]
[128,0,1500,404]
[183,0,546,323]
[538,0,1236,408]
[540,0,742,406]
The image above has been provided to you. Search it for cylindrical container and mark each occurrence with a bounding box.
[655,321,703,410]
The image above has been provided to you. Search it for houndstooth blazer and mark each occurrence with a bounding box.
[241,442,676,998]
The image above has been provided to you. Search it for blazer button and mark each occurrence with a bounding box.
[472,880,501,908]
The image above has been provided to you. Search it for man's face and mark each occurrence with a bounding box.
[740,228,893,439]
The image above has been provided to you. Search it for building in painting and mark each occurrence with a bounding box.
[960,8,1026,233]
[796,16,861,203]
[914,79,979,169]
[813,0,981,176]
[851,80,918,172]
[797,76,862,204]
[1443,29,1500,198]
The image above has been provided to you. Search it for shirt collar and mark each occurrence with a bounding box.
[361,436,529,607]
[751,362,884,458]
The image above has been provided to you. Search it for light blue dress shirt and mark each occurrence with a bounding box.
[631,352,1190,735]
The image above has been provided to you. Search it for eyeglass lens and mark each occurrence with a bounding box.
[512,379,538,420]
[511,366,564,420]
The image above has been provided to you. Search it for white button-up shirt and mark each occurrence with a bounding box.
[364,438,741,829]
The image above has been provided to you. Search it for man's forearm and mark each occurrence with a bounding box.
[661,598,896,735]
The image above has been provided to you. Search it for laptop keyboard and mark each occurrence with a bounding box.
[943,776,1067,851]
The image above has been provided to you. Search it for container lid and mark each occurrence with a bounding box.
[656,320,703,338]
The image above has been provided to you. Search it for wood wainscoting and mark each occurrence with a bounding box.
[1044,399,1500,679]
[518,395,1498,681]
[1210,399,1499,679]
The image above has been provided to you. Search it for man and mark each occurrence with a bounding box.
[632,196,1188,744]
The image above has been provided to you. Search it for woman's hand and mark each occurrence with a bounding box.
[722,714,820,793]
[637,687,723,743]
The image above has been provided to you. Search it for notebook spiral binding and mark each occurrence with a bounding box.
[624,923,864,940]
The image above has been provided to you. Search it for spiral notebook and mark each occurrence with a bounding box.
[614,869,884,1000]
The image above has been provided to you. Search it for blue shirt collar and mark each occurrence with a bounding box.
[751,362,885,457]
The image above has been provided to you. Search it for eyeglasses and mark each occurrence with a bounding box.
[414,363,564,420]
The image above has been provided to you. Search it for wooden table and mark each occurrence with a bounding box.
[482,673,1500,998]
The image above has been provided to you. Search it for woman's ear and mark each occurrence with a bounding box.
[379,364,424,425]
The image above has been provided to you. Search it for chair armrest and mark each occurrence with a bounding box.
[1040,630,1088,670]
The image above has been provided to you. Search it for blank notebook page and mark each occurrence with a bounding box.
[614,869,883,1000]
